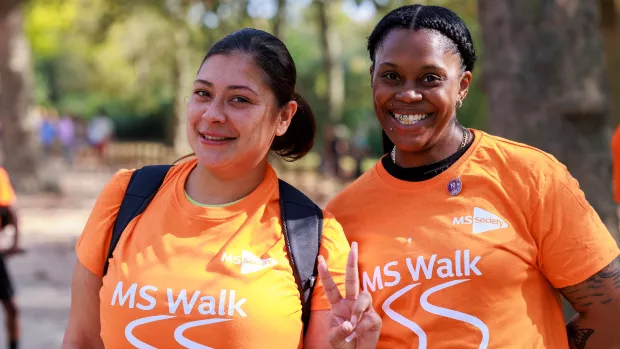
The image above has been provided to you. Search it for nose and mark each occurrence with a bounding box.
[395,86,423,103]
[201,99,226,123]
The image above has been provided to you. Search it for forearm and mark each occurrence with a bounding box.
[566,312,620,349]
[561,256,620,349]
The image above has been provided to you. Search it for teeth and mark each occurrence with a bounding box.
[202,135,227,140]
[392,113,429,125]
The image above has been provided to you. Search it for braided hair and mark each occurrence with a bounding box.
[367,5,477,72]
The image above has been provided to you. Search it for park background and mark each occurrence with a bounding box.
[0,0,619,347]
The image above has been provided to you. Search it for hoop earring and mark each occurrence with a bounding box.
[456,99,463,108]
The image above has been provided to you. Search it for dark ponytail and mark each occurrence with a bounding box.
[271,92,316,161]
[203,28,316,161]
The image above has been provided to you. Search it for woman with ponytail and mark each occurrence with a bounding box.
[62,28,380,349]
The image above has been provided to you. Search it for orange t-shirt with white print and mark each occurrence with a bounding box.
[0,167,16,207]
[611,124,620,203]
[327,129,620,349]
[76,159,349,349]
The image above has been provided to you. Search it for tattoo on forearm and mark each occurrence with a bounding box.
[567,321,595,349]
[559,256,620,349]
[560,256,620,307]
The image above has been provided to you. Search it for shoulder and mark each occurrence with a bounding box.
[326,159,382,217]
[476,131,563,170]
[473,131,569,183]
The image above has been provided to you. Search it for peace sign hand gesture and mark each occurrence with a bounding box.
[317,242,382,349]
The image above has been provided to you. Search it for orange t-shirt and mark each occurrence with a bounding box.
[611,124,620,203]
[327,129,620,349]
[0,167,16,207]
[76,159,349,349]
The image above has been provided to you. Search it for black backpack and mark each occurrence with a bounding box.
[102,165,323,334]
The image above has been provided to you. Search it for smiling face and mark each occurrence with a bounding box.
[371,28,471,154]
[186,53,295,174]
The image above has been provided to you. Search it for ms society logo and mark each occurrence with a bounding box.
[362,249,490,349]
[111,281,247,348]
[220,250,278,274]
[452,207,509,234]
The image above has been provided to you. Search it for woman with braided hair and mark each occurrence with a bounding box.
[327,4,620,349]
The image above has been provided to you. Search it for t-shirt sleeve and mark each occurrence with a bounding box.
[0,168,16,207]
[75,169,134,277]
[310,212,350,311]
[531,162,620,289]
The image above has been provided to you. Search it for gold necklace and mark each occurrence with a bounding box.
[391,124,469,164]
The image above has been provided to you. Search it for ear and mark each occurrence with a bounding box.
[458,71,472,102]
[275,100,297,136]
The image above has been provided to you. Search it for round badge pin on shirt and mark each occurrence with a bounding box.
[447,178,462,196]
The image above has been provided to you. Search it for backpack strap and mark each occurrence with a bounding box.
[103,165,173,276]
[278,179,323,335]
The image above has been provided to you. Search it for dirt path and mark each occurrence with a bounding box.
[0,166,116,348]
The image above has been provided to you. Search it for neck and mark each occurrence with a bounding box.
[394,121,465,168]
[185,160,268,205]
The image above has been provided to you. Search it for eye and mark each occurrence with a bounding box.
[194,90,210,98]
[231,96,250,103]
[421,74,441,84]
[381,72,400,81]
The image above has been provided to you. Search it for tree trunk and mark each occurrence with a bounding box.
[315,0,344,123]
[315,0,345,177]
[170,25,193,157]
[0,3,47,192]
[601,0,620,125]
[273,0,286,38]
[478,0,618,243]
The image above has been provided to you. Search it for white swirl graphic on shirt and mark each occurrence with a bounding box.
[420,279,489,349]
[125,315,176,349]
[174,318,233,349]
[125,315,231,349]
[382,279,489,349]
[381,283,427,348]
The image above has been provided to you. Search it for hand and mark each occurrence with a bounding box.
[318,242,382,349]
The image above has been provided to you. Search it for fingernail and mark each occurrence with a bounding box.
[342,321,353,333]
[345,331,357,343]
[351,315,358,327]
[351,241,358,250]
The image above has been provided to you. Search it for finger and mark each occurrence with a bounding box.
[328,320,355,348]
[345,241,360,300]
[350,311,382,342]
[350,291,372,327]
[317,255,342,305]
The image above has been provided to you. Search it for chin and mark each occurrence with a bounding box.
[193,152,231,170]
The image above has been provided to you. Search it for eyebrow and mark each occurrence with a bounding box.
[194,79,259,96]
[378,62,447,72]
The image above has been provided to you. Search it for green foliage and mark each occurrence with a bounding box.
[25,0,488,146]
